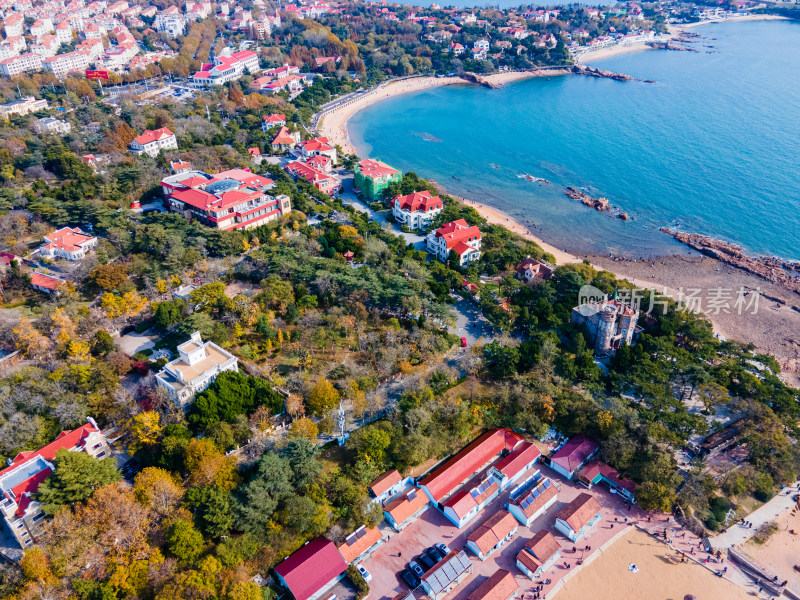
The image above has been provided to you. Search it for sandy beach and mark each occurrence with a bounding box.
[669,13,790,32]
[556,528,754,600]
[742,502,800,591]
[575,41,656,63]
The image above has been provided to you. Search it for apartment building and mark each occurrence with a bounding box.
[32,116,72,135]
[42,50,90,77]
[129,127,177,157]
[0,95,48,118]
[154,11,185,36]
[0,53,44,77]
[3,13,24,38]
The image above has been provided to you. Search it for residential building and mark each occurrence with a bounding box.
[3,13,24,38]
[426,219,482,266]
[548,434,599,480]
[191,49,260,87]
[129,127,178,157]
[154,11,186,36]
[367,469,403,504]
[274,537,348,600]
[30,19,54,38]
[161,168,291,231]
[570,298,639,352]
[30,271,68,294]
[38,227,97,261]
[516,531,561,579]
[337,525,383,564]
[155,331,239,406]
[353,158,401,201]
[298,136,337,164]
[515,256,553,282]
[0,96,48,118]
[0,53,44,78]
[32,117,72,135]
[262,112,286,131]
[55,21,73,45]
[420,551,473,600]
[0,419,109,549]
[284,160,339,195]
[383,486,429,531]
[575,460,636,503]
[465,510,518,560]
[42,50,90,77]
[271,126,300,151]
[0,36,26,60]
[265,63,299,78]
[392,190,443,231]
[508,478,558,527]
[467,569,518,600]
[553,492,602,542]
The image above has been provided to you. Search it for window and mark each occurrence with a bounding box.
[96,451,106,459]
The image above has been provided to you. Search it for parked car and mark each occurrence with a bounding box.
[417,552,435,570]
[426,547,444,563]
[356,564,372,583]
[408,560,424,579]
[435,542,452,557]
[461,336,468,347]
[401,569,419,588]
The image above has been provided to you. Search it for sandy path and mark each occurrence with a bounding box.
[556,528,755,600]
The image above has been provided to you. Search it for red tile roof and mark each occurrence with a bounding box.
[555,492,602,532]
[550,434,598,474]
[272,126,297,146]
[133,127,174,146]
[466,510,518,555]
[384,487,428,525]
[337,526,382,563]
[368,469,402,497]
[421,429,521,502]
[357,158,399,180]
[274,537,347,600]
[301,136,333,153]
[510,478,557,519]
[434,219,482,250]
[516,257,553,280]
[522,530,560,566]
[579,460,636,493]
[43,227,95,253]
[494,441,541,479]
[467,569,518,600]
[264,113,286,123]
[30,272,66,291]
[394,190,442,213]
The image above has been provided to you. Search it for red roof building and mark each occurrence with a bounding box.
[515,256,554,282]
[0,420,109,548]
[368,469,402,500]
[392,190,443,231]
[285,161,339,195]
[554,492,603,542]
[274,537,348,600]
[426,219,482,266]
[30,271,68,294]
[420,429,521,504]
[383,487,429,531]
[549,434,599,479]
[38,227,97,261]
[299,136,337,164]
[129,127,177,157]
[465,511,519,560]
[262,113,287,131]
[337,525,383,564]
[576,460,636,502]
[516,530,561,579]
[467,569,519,600]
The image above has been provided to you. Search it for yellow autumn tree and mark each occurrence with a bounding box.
[66,340,90,362]
[288,417,318,441]
[127,411,163,455]
[50,308,77,350]
[184,438,239,491]
[133,467,184,516]
[12,318,51,357]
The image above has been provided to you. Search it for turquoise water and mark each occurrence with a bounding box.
[349,21,800,260]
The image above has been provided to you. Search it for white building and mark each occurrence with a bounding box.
[3,13,24,38]
[155,331,239,406]
[33,117,72,135]
[191,49,260,87]
[38,227,97,260]
[42,50,90,78]
[426,219,482,266]
[392,190,443,231]
[0,53,44,78]
[0,96,48,118]
[129,127,178,157]
[55,21,73,45]
[154,12,186,36]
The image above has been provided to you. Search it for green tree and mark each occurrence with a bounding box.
[185,485,234,538]
[35,450,121,514]
[234,453,294,533]
[281,438,323,490]
[154,301,184,330]
[90,330,116,356]
[483,342,519,378]
[178,313,216,338]
[165,518,205,563]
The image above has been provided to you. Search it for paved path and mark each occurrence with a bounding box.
[709,484,800,550]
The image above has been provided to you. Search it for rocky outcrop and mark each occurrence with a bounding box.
[460,72,500,89]
[571,64,632,81]
[647,41,698,52]
[662,229,800,294]
[565,187,610,211]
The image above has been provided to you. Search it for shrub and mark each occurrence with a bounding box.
[346,564,369,600]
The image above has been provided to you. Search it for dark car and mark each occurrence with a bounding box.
[426,547,444,563]
[417,553,435,570]
[408,560,425,579]
[401,569,419,589]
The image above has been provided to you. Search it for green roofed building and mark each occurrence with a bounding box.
[354,159,401,200]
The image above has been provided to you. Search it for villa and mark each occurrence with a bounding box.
[155,331,239,406]
[298,136,337,164]
[554,492,602,542]
[515,256,554,282]
[129,127,178,157]
[285,160,340,195]
[392,190,443,231]
[426,219,482,266]
[271,126,301,152]
[353,159,401,200]
[570,298,640,353]
[38,227,97,261]
[262,113,286,131]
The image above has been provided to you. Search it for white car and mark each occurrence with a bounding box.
[357,564,372,583]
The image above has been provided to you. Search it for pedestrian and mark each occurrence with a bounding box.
[572,546,576,553]
[399,551,402,557]
[615,517,618,523]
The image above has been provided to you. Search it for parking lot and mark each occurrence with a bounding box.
[360,463,643,600]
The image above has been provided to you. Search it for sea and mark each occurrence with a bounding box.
[348,20,800,260]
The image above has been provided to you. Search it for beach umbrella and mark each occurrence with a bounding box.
[684,595,697,600]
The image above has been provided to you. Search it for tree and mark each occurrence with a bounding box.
[184,485,233,538]
[483,342,519,378]
[307,378,339,416]
[35,450,121,514]
[89,264,129,291]
[91,330,116,356]
[178,312,216,339]
[154,301,184,330]
[165,519,204,563]
[234,452,294,533]
[188,371,284,430]
[183,438,239,491]
[281,438,323,490]
[133,467,184,516]
[288,417,318,441]
[127,411,163,455]
[697,382,730,412]
[226,582,262,600]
